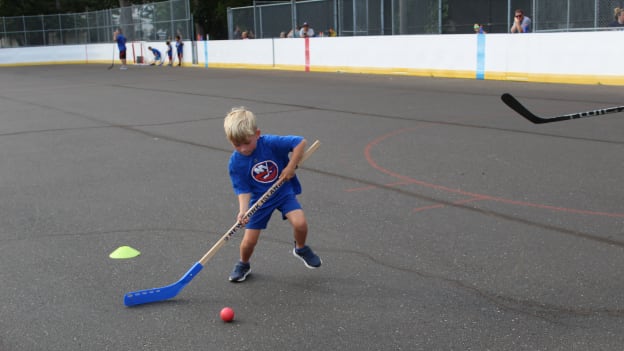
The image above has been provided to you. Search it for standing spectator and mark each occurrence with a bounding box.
[113,28,127,70]
[299,22,315,38]
[473,23,486,34]
[510,9,531,33]
[327,28,337,37]
[233,25,242,39]
[287,26,301,38]
[609,8,624,27]
[175,35,184,66]
[165,40,173,66]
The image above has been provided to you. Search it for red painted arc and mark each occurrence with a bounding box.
[363,127,624,218]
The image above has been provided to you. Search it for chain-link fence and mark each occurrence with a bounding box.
[0,0,192,48]
[228,0,624,39]
[535,0,624,31]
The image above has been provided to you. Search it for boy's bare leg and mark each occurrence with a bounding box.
[240,229,261,262]
[287,209,308,249]
[288,209,321,268]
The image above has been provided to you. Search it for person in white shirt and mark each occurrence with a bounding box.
[299,22,315,38]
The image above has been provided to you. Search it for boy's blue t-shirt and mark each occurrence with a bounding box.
[228,135,303,207]
[116,34,126,51]
[151,48,161,57]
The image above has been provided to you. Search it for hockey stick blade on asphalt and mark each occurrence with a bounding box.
[501,93,624,124]
[123,140,321,307]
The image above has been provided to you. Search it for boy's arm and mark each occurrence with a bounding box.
[237,193,251,224]
[279,138,307,181]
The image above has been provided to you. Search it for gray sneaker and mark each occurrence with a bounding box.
[293,245,322,268]
[229,261,251,282]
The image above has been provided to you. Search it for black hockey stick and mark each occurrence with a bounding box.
[107,45,115,70]
[501,93,624,124]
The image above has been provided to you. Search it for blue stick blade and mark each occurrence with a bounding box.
[124,262,204,306]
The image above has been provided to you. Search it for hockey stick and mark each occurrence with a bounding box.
[501,93,624,124]
[107,45,115,70]
[123,140,321,306]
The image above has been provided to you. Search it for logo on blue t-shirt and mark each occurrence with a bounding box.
[251,161,278,183]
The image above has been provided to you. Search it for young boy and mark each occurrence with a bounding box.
[223,107,321,282]
[113,28,127,70]
[147,46,163,66]
[175,35,184,66]
[165,40,173,66]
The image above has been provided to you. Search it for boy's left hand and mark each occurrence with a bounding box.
[280,140,306,181]
[279,165,296,181]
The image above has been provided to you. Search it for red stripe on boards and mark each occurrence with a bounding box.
[304,37,310,72]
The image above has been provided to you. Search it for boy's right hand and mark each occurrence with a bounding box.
[237,193,251,224]
[237,211,250,225]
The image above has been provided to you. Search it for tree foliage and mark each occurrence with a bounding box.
[0,0,118,15]
[193,0,251,39]
[0,0,252,40]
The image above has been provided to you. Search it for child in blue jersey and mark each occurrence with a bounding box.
[224,107,321,282]
[165,40,173,66]
[113,28,127,70]
[147,46,163,66]
[175,35,184,66]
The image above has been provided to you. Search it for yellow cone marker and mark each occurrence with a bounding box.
[109,246,141,259]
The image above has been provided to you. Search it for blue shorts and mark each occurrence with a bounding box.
[246,194,302,230]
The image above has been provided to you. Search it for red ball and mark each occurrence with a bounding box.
[220,307,234,322]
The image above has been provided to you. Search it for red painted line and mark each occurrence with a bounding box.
[413,204,446,212]
[345,180,413,192]
[413,196,488,213]
[364,127,624,218]
[304,37,310,72]
[131,41,136,63]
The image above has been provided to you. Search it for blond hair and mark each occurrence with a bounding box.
[224,107,257,144]
[615,7,623,19]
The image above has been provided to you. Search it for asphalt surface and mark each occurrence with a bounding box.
[1,64,623,350]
